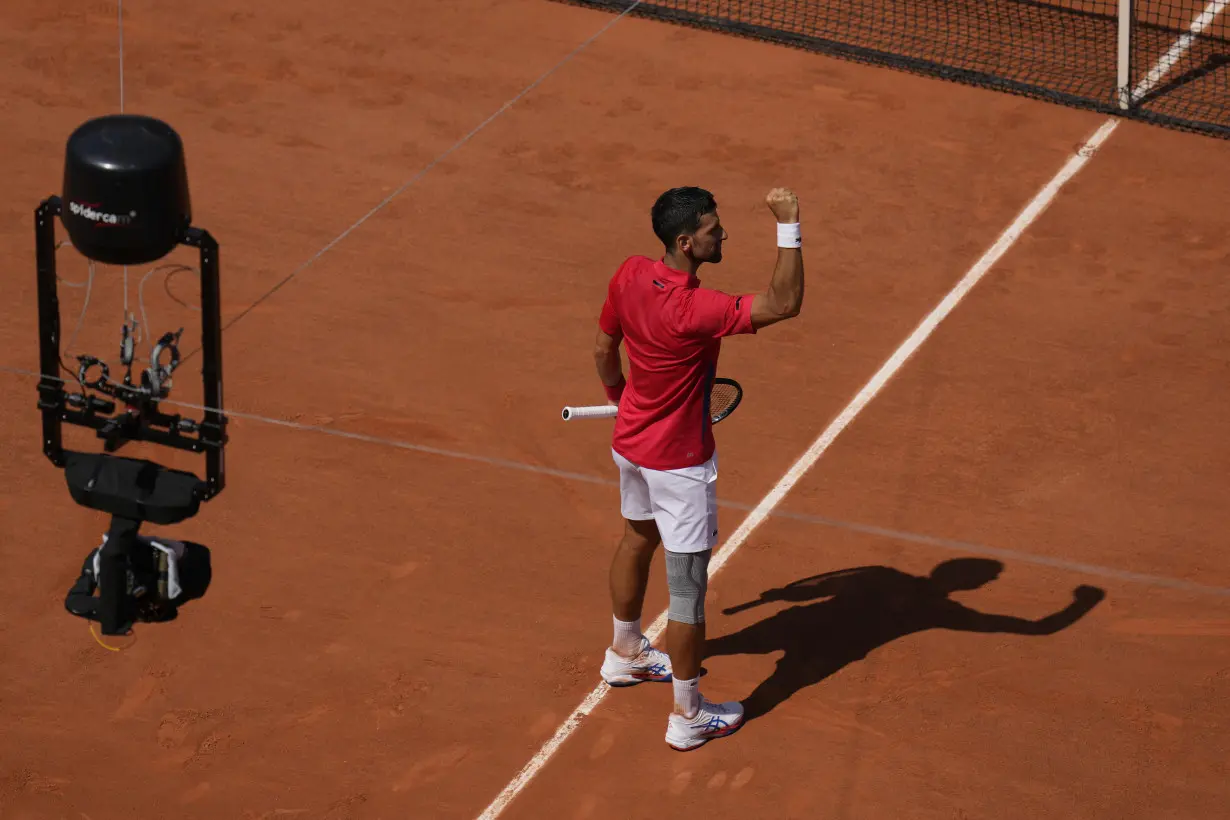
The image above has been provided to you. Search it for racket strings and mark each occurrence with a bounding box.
[709,381,742,421]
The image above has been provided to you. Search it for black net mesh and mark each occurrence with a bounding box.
[1131,0,1229,131]
[553,0,1230,138]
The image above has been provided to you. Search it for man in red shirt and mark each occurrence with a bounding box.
[593,186,804,750]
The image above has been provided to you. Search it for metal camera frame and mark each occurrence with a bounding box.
[33,194,228,501]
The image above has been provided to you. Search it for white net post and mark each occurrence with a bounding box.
[1118,0,1135,109]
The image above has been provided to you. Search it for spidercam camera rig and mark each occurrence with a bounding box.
[35,114,228,635]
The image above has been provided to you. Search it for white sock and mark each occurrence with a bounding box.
[673,675,700,718]
[612,615,643,657]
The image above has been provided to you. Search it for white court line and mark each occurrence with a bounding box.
[474,117,1121,819]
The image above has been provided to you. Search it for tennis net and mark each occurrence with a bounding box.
[552,0,1230,138]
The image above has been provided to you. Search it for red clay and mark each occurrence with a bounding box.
[1,2,1227,819]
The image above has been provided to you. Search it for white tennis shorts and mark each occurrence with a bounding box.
[612,448,719,554]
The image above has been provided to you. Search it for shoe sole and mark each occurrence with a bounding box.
[666,715,745,751]
[602,671,673,687]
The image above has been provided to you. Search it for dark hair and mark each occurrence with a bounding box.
[651,187,717,249]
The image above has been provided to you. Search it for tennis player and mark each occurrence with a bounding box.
[593,185,805,750]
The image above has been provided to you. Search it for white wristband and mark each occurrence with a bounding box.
[776,222,801,248]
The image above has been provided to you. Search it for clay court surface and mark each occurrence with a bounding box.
[2,1,1230,818]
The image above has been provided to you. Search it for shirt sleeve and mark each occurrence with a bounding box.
[598,291,621,336]
[676,287,758,339]
[597,270,622,336]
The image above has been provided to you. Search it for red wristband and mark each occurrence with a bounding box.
[603,375,625,403]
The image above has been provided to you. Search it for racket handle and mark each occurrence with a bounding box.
[561,404,618,421]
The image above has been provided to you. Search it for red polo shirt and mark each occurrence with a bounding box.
[598,255,757,471]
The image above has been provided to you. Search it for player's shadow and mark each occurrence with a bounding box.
[706,558,1106,722]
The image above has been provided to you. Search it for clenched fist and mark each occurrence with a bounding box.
[766,187,800,224]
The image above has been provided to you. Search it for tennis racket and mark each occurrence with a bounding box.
[561,377,744,424]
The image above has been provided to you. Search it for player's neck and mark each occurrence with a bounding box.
[662,251,700,278]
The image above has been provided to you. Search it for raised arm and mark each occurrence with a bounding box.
[750,188,805,330]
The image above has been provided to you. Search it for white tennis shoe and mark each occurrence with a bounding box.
[665,696,745,751]
[600,636,673,686]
